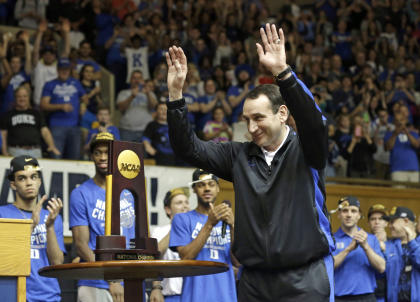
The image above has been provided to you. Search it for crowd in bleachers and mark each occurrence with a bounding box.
[0,0,419,182]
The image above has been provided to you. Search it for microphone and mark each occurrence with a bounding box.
[221,200,231,238]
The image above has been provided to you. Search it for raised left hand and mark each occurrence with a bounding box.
[166,46,188,101]
[61,18,71,33]
[45,197,63,228]
[256,23,288,76]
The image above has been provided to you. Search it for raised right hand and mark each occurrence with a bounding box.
[38,19,48,33]
[166,46,188,101]
[207,203,219,226]
[256,24,288,76]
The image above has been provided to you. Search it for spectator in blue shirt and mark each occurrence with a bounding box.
[196,78,231,132]
[384,112,420,183]
[40,58,87,159]
[333,196,386,301]
[332,20,352,67]
[386,206,420,302]
[227,68,253,124]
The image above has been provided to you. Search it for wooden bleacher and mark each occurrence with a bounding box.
[218,177,420,232]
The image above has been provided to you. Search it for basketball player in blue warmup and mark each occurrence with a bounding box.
[70,132,136,302]
[169,169,237,302]
[0,155,65,302]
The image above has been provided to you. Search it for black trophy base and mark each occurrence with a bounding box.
[95,235,159,261]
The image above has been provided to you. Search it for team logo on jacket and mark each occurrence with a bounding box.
[336,242,345,249]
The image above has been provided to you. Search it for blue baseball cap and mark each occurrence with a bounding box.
[388,206,415,222]
[338,196,360,208]
[57,57,71,69]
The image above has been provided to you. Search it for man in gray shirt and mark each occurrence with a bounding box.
[117,70,158,142]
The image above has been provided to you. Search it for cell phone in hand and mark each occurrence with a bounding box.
[354,125,362,137]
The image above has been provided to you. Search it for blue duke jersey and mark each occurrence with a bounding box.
[69,179,135,288]
[333,227,382,296]
[0,204,66,302]
[170,210,237,302]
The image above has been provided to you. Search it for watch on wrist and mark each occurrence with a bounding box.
[274,65,292,81]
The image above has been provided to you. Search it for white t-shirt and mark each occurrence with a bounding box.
[117,89,153,131]
[151,224,183,296]
[32,60,57,106]
[371,121,394,164]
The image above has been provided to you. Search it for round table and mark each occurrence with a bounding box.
[39,260,228,302]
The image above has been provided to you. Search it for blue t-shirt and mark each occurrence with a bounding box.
[106,35,126,66]
[316,0,336,22]
[95,13,117,47]
[390,90,414,106]
[169,210,237,302]
[0,204,66,302]
[42,77,86,127]
[333,227,383,296]
[183,92,197,128]
[142,122,173,155]
[333,31,352,61]
[227,84,254,124]
[69,178,135,289]
[196,95,216,131]
[2,71,30,114]
[384,130,420,172]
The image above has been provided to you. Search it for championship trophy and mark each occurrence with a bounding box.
[94,138,159,261]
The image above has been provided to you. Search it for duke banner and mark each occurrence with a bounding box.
[0,157,198,236]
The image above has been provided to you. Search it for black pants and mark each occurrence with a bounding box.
[335,293,376,302]
[238,258,331,302]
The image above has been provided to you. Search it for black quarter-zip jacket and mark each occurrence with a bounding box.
[167,75,335,270]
